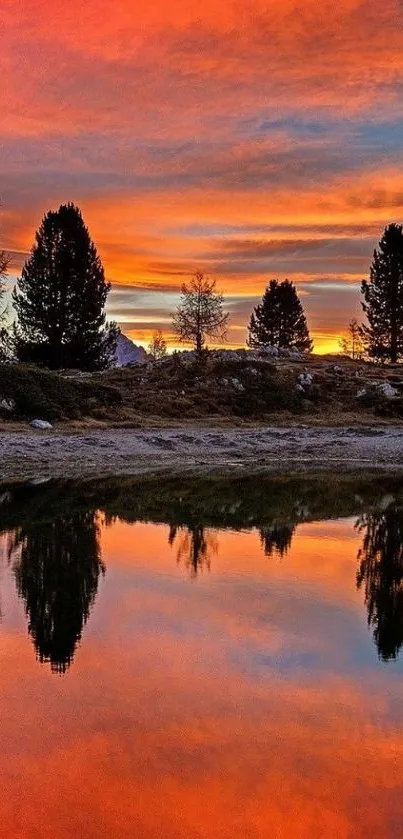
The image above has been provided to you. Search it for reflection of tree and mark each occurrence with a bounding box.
[259,523,295,558]
[356,504,403,661]
[168,525,218,577]
[9,512,104,673]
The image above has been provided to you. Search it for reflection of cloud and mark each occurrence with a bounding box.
[0,513,402,835]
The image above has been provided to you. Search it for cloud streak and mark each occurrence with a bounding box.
[2,0,403,351]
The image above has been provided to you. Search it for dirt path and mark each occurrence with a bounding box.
[1,425,403,481]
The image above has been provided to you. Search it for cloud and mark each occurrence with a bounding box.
[3,0,403,349]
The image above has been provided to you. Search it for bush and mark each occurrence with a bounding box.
[0,364,122,421]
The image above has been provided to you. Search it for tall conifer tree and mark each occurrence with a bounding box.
[248,279,312,352]
[13,203,118,370]
[361,224,403,363]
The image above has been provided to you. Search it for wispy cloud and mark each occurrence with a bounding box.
[2,0,403,350]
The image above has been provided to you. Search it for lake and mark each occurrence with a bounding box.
[0,473,402,838]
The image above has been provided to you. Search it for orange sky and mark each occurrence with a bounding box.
[3,0,403,352]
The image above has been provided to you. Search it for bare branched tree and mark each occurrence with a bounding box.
[339,318,365,360]
[172,271,229,354]
[148,329,167,360]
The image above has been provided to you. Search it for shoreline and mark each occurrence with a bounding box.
[1,424,403,481]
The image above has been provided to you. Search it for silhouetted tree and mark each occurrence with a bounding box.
[248,280,312,352]
[172,272,229,354]
[148,329,167,360]
[260,523,295,558]
[361,224,403,363]
[356,503,403,661]
[9,511,105,673]
[13,203,118,370]
[339,318,365,360]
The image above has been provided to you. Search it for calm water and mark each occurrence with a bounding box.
[0,474,403,838]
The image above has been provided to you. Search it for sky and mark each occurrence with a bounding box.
[2,0,403,353]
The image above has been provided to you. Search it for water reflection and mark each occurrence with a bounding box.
[1,475,403,668]
[356,502,403,661]
[8,511,104,673]
[259,523,295,558]
[168,525,218,576]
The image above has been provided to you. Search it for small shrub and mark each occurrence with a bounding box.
[0,364,122,421]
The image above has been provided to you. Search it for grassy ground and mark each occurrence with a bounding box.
[1,353,403,425]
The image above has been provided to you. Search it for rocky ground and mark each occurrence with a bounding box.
[2,351,403,425]
[2,425,403,481]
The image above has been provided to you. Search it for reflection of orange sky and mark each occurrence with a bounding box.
[4,0,403,351]
[0,517,399,836]
[101,518,361,599]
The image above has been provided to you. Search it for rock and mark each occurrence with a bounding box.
[0,398,16,413]
[298,373,314,388]
[30,419,53,430]
[375,382,398,399]
[356,388,367,398]
[259,345,279,358]
[281,347,302,359]
[230,377,245,392]
[295,383,305,393]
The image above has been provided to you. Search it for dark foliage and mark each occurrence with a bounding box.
[356,502,403,661]
[260,523,295,558]
[9,511,104,673]
[2,473,403,663]
[248,280,312,352]
[169,524,215,576]
[0,364,122,421]
[13,203,118,370]
[361,224,403,363]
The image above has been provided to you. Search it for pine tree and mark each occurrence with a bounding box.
[248,279,312,352]
[361,224,403,363]
[13,203,118,370]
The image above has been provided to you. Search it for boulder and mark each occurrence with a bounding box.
[0,398,16,413]
[230,377,245,392]
[298,372,314,388]
[375,382,398,399]
[30,419,53,430]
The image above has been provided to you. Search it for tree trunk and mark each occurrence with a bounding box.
[391,313,398,363]
[196,332,203,355]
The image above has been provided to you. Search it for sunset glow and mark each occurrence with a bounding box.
[3,0,403,349]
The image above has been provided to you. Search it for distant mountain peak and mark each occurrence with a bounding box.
[112,333,148,366]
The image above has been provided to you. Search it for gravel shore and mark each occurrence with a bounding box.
[1,425,403,481]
